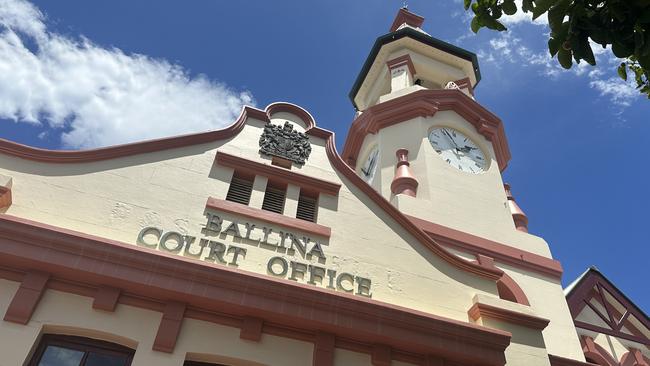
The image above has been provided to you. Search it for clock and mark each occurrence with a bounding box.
[360,146,379,183]
[428,127,487,174]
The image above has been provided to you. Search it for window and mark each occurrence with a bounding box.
[261,182,286,214]
[225,172,254,205]
[296,191,318,222]
[29,335,134,366]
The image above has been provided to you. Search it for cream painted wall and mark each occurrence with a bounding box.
[355,41,476,111]
[0,110,585,364]
[0,114,498,320]
[358,111,552,258]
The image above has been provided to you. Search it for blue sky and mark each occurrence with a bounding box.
[0,0,648,312]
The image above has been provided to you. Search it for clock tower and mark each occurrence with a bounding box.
[343,7,535,248]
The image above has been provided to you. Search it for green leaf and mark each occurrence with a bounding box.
[617,63,628,81]
[548,37,561,56]
[464,0,472,10]
[502,0,517,15]
[557,47,573,69]
[532,0,559,20]
[612,42,634,58]
[547,0,569,32]
[577,36,596,65]
[471,16,482,33]
[522,0,534,12]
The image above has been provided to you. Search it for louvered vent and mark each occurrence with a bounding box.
[225,176,253,205]
[296,195,317,222]
[262,186,286,214]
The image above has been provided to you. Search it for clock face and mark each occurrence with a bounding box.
[428,127,487,174]
[360,146,379,183]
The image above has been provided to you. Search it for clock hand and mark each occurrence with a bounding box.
[443,130,460,149]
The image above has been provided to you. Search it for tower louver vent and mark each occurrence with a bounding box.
[262,186,286,214]
[225,176,253,205]
[296,195,317,222]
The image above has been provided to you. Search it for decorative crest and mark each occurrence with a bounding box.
[259,121,312,165]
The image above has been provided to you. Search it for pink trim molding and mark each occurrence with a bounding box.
[386,54,416,76]
[3,271,49,324]
[0,182,11,209]
[92,286,120,312]
[407,214,563,279]
[390,149,418,197]
[468,302,550,330]
[342,89,511,172]
[390,8,425,32]
[153,302,186,353]
[206,197,331,238]
[548,354,599,366]
[0,214,512,366]
[504,183,529,232]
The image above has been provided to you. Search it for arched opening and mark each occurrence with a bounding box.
[496,273,530,306]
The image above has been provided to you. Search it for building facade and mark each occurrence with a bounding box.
[0,7,647,366]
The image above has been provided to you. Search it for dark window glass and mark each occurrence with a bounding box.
[85,353,129,366]
[29,335,133,366]
[38,346,84,366]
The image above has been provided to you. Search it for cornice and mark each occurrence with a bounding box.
[0,214,511,366]
[468,302,550,330]
[407,214,563,279]
[206,197,331,238]
[342,89,511,172]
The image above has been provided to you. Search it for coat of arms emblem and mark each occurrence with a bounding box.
[259,121,312,165]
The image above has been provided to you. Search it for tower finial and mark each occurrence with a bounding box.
[402,1,408,9]
[389,7,425,32]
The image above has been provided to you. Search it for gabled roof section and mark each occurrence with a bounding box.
[565,267,649,346]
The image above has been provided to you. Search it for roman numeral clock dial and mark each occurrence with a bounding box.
[428,127,487,173]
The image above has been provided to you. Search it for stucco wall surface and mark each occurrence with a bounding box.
[0,110,584,365]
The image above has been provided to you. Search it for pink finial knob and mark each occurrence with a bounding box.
[391,149,418,197]
[504,183,528,232]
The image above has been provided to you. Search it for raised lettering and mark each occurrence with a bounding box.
[307,265,326,285]
[203,213,223,234]
[336,273,354,293]
[267,256,288,277]
[355,276,372,298]
[244,223,260,243]
[223,222,242,238]
[289,261,308,281]
[326,269,337,289]
[288,235,307,258]
[205,241,227,264]
[184,237,209,257]
[307,241,326,260]
[227,246,247,266]
[159,231,184,253]
[136,227,162,248]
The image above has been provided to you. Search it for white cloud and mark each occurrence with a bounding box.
[473,28,640,108]
[589,78,639,107]
[500,0,548,26]
[0,0,254,148]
